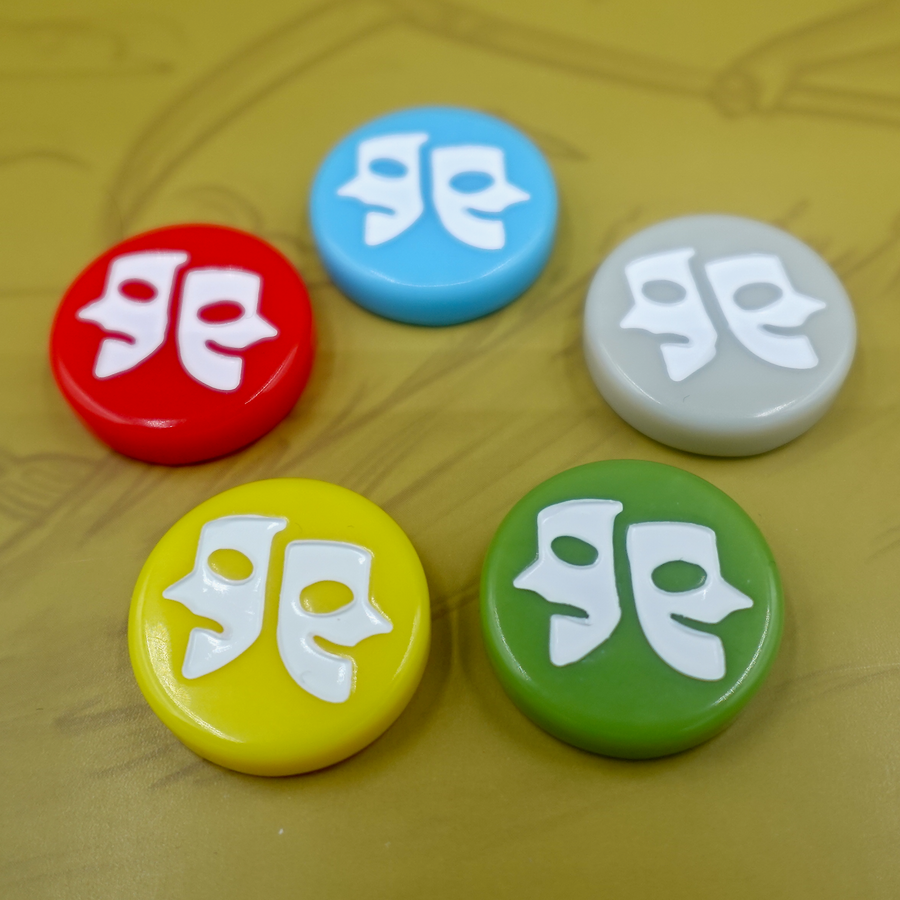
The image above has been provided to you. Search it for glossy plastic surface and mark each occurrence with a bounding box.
[583,215,856,456]
[310,106,557,326]
[50,224,315,465]
[129,478,430,776]
[481,460,783,759]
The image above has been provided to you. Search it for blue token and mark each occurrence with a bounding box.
[310,107,558,326]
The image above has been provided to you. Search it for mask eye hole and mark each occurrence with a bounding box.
[300,580,354,615]
[550,535,598,567]
[734,282,782,310]
[651,560,707,592]
[208,548,254,581]
[370,158,408,178]
[120,279,157,302]
[198,301,243,324]
[449,171,494,194]
[642,280,686,303]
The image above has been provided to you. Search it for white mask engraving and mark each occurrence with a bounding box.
[176,267,278,392]
[77,250,188,378]
[337,132,428,246]
[163,515,287,679]
[620,249,718,382]
[277,540,392,703]
[627,521,752,681]
[513,499,623,666]
[704,254,825,369]
[431,145,530,250]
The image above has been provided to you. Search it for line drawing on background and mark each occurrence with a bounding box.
[0,449,100,556]
[712,0,900,116]
[105,0,900,239]
[1,0,899,811]
[0,15,180,77]
[3,0,900,611]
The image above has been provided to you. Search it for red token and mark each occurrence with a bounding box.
[50,224,315,465]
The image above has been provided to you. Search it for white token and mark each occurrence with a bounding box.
[583,215,856,456]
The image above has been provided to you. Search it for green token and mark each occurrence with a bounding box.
[481,460,782,759]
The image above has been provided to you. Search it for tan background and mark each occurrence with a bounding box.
[2,0,900,896]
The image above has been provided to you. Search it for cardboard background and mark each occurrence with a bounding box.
[2,0,899,896]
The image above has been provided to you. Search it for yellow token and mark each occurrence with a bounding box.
[128,479,430,776]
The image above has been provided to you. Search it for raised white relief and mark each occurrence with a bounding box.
[431,145,530,250]
[163,515,287,679]
[337,132,428,246]
[704,254,826,369]
[76,250,188,378]
[626,521,752,681]
[620,249,827,379]
[277,540,392,703]
[337,133,532,249]
[513,499,623,666]
[620,249,718,382]
[177,268,278,391]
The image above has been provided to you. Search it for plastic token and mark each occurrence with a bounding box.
[129,479,430,775]
[310,106,557,326]
[583,215,856,456]
[50,224,315,465]
[481,460,782,759]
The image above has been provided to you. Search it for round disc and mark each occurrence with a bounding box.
[481,460,783,759]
